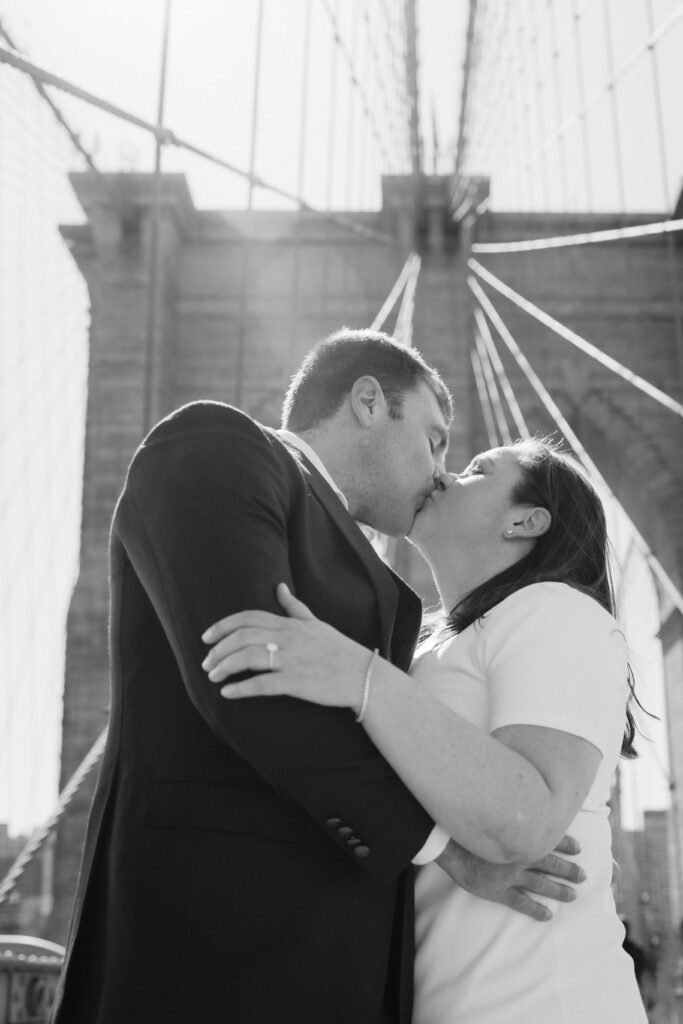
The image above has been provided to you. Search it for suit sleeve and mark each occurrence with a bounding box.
[114,407,434,882]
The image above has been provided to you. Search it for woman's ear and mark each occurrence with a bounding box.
[349,376,386,427]
[505,507,552,539]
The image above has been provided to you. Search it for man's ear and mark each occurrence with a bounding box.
[350,376,386,427]
[505,506,552,539]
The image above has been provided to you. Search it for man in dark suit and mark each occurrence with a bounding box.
[53,330,580,1023]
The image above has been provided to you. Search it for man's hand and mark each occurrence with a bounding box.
[435,835,586,922]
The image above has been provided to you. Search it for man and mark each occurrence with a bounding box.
[53,329,580,1023]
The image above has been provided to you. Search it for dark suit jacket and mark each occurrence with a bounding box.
[52,401,434,1024]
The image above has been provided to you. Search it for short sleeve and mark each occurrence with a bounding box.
[475,583,628,757]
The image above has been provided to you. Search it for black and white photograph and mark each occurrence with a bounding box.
[0,1,682,1021]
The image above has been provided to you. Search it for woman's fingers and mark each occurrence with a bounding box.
[202,627,282,674]
[220,674,287,700]
[276,583,315,620]
[202,609,286,645]
[205,644,281,683]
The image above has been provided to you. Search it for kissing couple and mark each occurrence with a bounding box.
[53,329,646,1023]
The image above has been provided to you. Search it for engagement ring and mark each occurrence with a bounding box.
[265,641,278,670]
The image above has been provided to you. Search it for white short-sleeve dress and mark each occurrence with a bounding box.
[411,582,646,1023]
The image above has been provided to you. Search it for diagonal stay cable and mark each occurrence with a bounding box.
[0,45,402,250]
[0,729,108,904]
[470,348,499,449]
[471,218,683,254]
[474,308,530,439]
[0,19,119,204]
[394,255,421,347]
[468,275,683,618]
[469,258,683,419]
[370,252,420,332]
[474,331,512,444]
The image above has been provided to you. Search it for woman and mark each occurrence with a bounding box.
[201,438,646,1022]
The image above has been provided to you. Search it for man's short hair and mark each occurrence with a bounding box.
[282,328,453,432]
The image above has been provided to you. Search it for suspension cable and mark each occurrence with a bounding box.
[470,348,499,448]
[234,0,266,410]
[474,308,530,438]
[0,45,402,250]
[471,217,683,253]
[394,254,421,347]
[469,258,683,419]
[370,251,420,332]
[468,275,683,618]
[362,1,402,173]
[501,1,683,203]
[0,18,118,205]
[645,0,683,370]
[320,0,393,172]
[454,0,479,177]
[474,331,512,443]
[142,0,173,436]
[0,729,108,905]
[572,0,594,212]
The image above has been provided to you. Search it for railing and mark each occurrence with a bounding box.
[0,936,64,1024]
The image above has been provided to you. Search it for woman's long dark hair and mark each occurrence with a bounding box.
[433,437,639,757]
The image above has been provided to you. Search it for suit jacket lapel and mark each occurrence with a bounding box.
[281,442,401,659]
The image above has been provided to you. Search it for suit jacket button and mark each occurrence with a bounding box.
[326,818,342,827]
[338,826,353,837]
[347,837,361,846]
[354,845,370,858]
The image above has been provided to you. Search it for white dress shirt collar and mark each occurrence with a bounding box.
[277,429,349,511]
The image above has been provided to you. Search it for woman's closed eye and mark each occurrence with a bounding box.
[458,462,483,477]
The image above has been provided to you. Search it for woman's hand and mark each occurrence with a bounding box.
[201,583,371,712]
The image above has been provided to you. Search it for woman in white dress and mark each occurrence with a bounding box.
[202,438,647,1022]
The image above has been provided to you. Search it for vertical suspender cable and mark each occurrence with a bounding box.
[532,0,550,207]
[516,16,535,210]
[325,0,339,211]
[289,0,313,371]
[246,0,265,213]
[548,0,569,208]
[645,0,683,378]
[602,0,626,213]
[234,0,265,409]
[297,0,313,203]
[344,5,359,209]
[142,0,173,434]
[322,0,339,321]
[454,0,479,179]
[572,0,593,211]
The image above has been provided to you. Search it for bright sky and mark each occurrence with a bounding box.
[0,0,467,210]
[0,0,674,839]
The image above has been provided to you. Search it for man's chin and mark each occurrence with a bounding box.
[406,516,423,546]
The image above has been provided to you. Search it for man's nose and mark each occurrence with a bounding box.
[433,451,447,477]
[433,471,454,491]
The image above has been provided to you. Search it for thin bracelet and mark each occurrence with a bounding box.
[355,648,379,724]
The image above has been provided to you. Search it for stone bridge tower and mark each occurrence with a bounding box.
[48,170,683,946]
